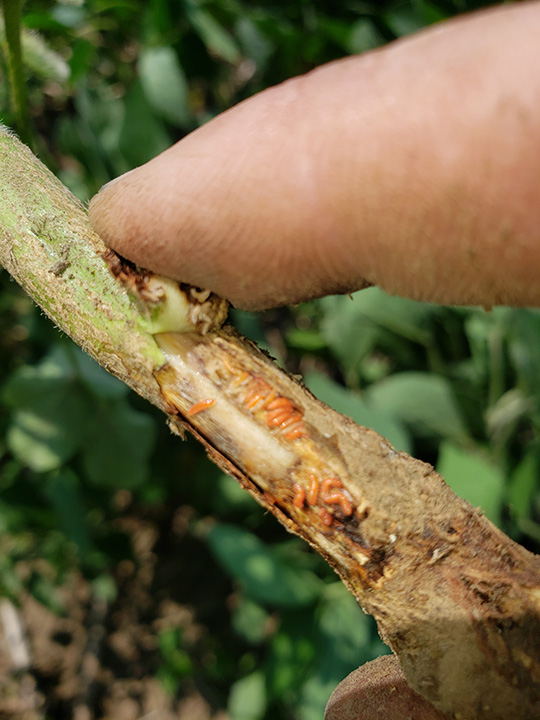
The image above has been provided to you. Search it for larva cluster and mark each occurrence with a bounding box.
[293,474,354,527]
[185,351,362,530]
[219,357,308,441]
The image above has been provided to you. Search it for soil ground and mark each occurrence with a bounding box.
[0,501,233,720]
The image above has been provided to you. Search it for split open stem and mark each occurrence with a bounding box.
[0,127,539,720]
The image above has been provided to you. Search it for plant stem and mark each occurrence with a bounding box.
[1,0,31,147]
[1,127,540,720]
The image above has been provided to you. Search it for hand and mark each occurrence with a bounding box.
[89,2,540,718]
[324,655,447,720]
[89,2,540,313]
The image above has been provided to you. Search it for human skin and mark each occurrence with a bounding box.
[88,2,540,717]
[89,2,540,313]
[324,655,447,720]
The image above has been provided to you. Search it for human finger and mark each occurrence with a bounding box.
[89,2,540,310]
[325,655,447,720]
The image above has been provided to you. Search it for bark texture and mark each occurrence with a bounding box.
[1,127,539,720]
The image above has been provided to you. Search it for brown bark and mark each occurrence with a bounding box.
[156,330,540,720]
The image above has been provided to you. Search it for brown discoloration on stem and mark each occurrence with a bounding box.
[0,127,539,719]
[154,330,540,719]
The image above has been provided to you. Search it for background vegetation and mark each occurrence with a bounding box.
[1,1,538,718]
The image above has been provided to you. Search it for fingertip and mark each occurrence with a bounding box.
[87,171,133,249]
[325,656,447,720]
[89,2,540,310]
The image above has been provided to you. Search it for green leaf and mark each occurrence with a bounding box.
[67,39,95,84]
[0,17,70,82]
[320,288,435,380]
[3,345,75,406]
[506,309,540,398]
[45,470,93,560]
[158,628,194,682]
[298,583,374,720]
[319,295,377,376]
[4,347,91,471]
[267,619,316,701]
[347,19,384,53]
[51,4,86,28]
[318,582,371,659]
[366,372,467,442]
[81,401,156,488]
[138,46,191,127]
[436,443,505,526]
[228,671,267,720]
[383,1,446,38]
[230,309,270,350]
[212,471,260,515]
[71,349,128,399]
[235,17,273,69]
[285,327,327,353]
[266,603,319,700]
[305,371,410,453]
[507,452,539,524]
[8,410,75,472]
[323,288,434,343]
[118,80,171,168]
[186,5,242,64]
[232,595,271,645]
[207,524,320,608]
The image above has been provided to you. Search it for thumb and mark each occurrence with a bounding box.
[89,2,540,311]
[325,655,446,720]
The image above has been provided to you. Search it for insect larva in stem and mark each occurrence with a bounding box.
[321,477,354,516]
[307,474,319,505]
[293,483,306,508]
[187,398,216,416]
[318,507,334,527]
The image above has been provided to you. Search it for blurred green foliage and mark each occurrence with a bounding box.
[1,0,538,718]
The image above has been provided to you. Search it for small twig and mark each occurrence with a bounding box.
[1,0,31,147]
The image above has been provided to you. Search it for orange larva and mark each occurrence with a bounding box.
[220,360,308,441]
[318,507,334,527]
[232,370,251,388]
[244,381,271,409]
[321,477,354,516]
[293,483,306,508]
[321,477,342,495]
[264,399,307,439]
[246,383,277,410]
[284,425,305,440]
[338,495,353,516]
[278,412,303,429]
[266,397,293,410]
[187,398,216,416]
[322,492,354,516]
[307,474,319,505]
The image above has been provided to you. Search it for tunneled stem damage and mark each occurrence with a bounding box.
[152,329,540,720]
[155,330,372,563]
[1,126,539,719]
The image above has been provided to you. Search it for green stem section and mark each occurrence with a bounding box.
[1,0,31,147]
[0,126,172,408]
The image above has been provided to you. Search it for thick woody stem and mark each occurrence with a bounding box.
[0,127,539,720]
